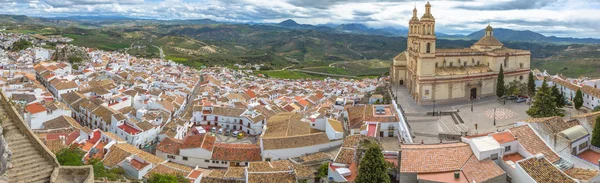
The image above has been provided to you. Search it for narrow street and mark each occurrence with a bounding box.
[175,75,203,119]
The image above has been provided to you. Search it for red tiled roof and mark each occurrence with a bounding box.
[188,169,202,179]
[211,143,262,162]
[119,124,141,135]
[401,143,473,173]
[462,155,505,182]
[25,102,46,114]
[491,131,516,144]
[130,159,150,170]
[245,89,257,98]
[89,130,101,144]
[182,134,215,150]
[518,157,576,183]
[156,137,182,155]
[367,124,377,137]
[298,99,309,107]
[509,125,560,163]
[417,171,468,183]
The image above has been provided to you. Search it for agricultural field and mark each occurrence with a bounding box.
[254,70,328,79]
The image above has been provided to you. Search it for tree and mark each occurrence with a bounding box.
[552,85,565,108]
[526,81,562,117]
[591,117,600,147]
[355,145,391,183]
[11,39,32,52]
[593,106,600,112]
[316,163,328,179]
[147,173,187,183]
[496,65,505,98]
[506,80,526,96]
[528,71,536,96]
[574,89,584,111]
[56,147,84,166]
[88,158,125,181]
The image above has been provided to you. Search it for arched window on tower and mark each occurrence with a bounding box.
[520,63,524,68]
[435,62,438,68]
[472,58,475,65]
[426,43,431,53]
[443,60,447,67]
[504,56,509,68]
[464,62,467,67]
[449,62,453,67]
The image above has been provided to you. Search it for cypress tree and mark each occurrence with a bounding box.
[574,89,584,111]
[355,145,391,183]
[496,65,505,98]
[592,117,600,147]
[528,71,536,96]
[552,85,565,108]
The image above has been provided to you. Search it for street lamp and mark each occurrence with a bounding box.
[432,100,436,116]
[471,97,474,112]
[493,108,497,126]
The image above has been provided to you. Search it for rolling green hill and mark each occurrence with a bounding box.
[2,14,599,78]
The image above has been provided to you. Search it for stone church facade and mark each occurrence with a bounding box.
[390,2,531,105]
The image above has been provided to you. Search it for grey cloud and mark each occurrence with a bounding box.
[41,0,144,7]
[457,0,560,10]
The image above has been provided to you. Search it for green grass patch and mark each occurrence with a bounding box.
[302,66,350,75]
[165,56,189,62]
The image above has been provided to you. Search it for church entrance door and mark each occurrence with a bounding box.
[399,80,404,85]
[470,88,477,99]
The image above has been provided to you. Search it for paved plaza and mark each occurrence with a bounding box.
[390,85,556,143]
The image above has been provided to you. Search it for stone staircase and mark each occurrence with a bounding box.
[0,101,56,182]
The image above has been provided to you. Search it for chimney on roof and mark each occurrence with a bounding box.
[59,135,65,145]
[454,171,460,179]
[534,153,544,160]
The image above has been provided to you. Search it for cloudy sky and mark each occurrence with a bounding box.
[1,0,599,38]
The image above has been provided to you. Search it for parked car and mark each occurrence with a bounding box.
[508,95,518,100]
[237,132,244,139]
[218,128,224,134]
[516,97,527,103]
[211,127,217,133]
[224,129,231,136]
[565,100,573,106]
[232,131,240,137]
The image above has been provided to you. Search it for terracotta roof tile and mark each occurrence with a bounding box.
[518,157,576,183]
[182,134,215,150]
[525,116,578,134]
[509,125,561,163]
[211,143,262,162]
[156,137,182,155]
[400,143,473,173]
[103,145,132,167]
[564,168,599,181]
[491,131,516,144]
[25,102,46,114]
[462,155,505,182]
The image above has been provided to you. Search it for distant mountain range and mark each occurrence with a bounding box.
[273,19,408,37]
[271,19,600,44]
[463,28,600,44]
[1,14,599,44]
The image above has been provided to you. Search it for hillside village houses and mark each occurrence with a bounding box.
[2,36,418,182]
[534,69,600,110]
